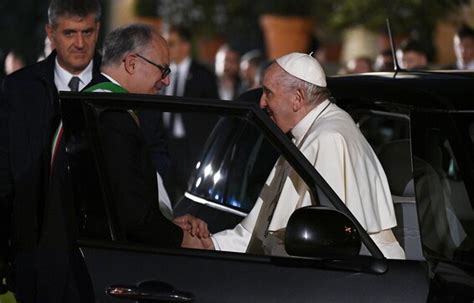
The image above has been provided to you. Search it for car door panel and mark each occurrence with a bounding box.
[82,246,429,303]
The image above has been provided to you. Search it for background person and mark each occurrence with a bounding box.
[161,24,219,203]
[451,24,474,70]
[3,50,26,75]
[215,44,241,100]
[345,56,373,74]
[374,49,394,72]
[163,24,218,99]
[0,0,102,301]
[238,49,265,93]
[397,39,429,70]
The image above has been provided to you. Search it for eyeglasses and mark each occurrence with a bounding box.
[134,53,171,79]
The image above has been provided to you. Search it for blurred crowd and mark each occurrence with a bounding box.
[339,24,474,74]
[3,22,474,97]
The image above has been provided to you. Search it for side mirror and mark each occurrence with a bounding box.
[285,206,361,258]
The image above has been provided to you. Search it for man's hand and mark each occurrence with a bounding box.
[181,232,215,250]
[174,214,210,238]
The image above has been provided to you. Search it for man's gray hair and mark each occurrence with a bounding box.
[101,23,156,67]
[48,0,101,26]
[277,68,330,105]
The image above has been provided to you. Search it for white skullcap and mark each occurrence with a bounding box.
[276,52,327,87]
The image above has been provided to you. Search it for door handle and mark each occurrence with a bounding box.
[107,280,194,302]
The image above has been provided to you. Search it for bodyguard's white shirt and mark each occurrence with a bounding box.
[164,57,191,97]
[212,100,398,255]
[54,58,93,92]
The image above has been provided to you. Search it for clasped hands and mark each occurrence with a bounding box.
[174,214,215,250]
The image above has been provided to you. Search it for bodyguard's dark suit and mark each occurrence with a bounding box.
[183,60,219,99]
[0,50,101,303]
[83,75,183,246]
[165,60,219,202]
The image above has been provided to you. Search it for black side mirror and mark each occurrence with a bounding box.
[285,206,361,258]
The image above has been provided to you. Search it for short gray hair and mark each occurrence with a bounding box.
[277,67,330,105]
[101,24,156,67]
[48,0,101,26]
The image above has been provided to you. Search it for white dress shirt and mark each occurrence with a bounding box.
[212,100,405,259]
[164,57,191,97]
[54,58,93,92]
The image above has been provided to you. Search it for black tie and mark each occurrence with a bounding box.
[68,76,80,92]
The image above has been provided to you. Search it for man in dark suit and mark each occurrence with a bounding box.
[215,43,241,100]
[80,23,209,248]
[0,0,102,301]
[163,25,219,202]
[164,25,218,100]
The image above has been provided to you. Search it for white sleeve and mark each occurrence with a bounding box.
[211,223,251,252]
[156,172,174,221]
[211,198,264,252]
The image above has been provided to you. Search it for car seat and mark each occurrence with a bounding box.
[377,139,424,260]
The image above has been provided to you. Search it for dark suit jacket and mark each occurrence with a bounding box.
[84,75,183,247]
[138,110,170,177]
[0,50,101,303]
[164,60,219,201]
[183,60,219,99]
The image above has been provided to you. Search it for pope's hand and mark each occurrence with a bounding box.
[174,214,210,238]
[181,232,215,250]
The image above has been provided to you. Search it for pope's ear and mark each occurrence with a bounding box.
[123,54,136,74]
[293,88,305,111]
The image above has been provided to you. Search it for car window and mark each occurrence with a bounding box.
[412,111,474,264]
[351,109,410,153]
[185,117,279,214]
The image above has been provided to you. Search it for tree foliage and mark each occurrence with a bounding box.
[152,0,470,36]
[311,0,470,33]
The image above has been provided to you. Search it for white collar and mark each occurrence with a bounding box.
[54,58,93,92]
[101,72,121,86]
[290,99,331,146]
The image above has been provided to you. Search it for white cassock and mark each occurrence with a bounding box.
[211,100,405,259]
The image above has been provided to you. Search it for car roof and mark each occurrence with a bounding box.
[328,71,474,111]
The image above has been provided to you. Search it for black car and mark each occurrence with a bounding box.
[5,71,474,302]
